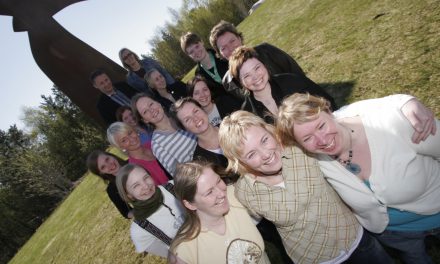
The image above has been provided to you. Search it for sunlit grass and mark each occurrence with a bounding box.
[10,0,440,263]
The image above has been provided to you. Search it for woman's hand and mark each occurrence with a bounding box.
[401,98,436,143]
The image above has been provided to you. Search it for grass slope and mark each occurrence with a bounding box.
[9,174,165,264]
[11,0,439,263]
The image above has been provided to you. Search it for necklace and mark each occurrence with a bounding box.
[336,128,362,175]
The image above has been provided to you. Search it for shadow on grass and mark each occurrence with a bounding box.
[318,80,356,108]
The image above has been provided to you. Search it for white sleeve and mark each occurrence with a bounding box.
[335,94,414,118]
[130,222,169,258]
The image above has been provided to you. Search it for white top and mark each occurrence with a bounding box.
[319,95,440,233]
[130,186,185,257]
[208,104,222,127]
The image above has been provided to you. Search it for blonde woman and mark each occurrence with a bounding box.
[218,111,392,264]
[276,93,439,263]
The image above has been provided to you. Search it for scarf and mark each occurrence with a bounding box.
[132,186,163,220]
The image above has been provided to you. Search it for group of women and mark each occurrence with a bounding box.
[85,22,439,264]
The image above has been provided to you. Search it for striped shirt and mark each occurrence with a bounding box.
[151,129,197,177]
[234,146,360,264]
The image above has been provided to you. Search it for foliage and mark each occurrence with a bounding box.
[9,0,440,263]
[9,173,165,264]
[149,0,257,79]
[0,87,107,263]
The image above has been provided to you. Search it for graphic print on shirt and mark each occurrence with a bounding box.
[226,239,263,264]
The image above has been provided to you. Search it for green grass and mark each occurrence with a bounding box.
[10,0,440,263]
[9,173,166,264]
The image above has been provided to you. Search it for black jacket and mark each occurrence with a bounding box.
[242,73,337,124]
[222,42,306,100]
[96,82,139,126]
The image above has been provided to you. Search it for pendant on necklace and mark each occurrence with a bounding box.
[345,162,362,175]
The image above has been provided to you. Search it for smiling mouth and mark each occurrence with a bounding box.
[215,197,226,206]
[264,153,276,165]
[323,138,335,150]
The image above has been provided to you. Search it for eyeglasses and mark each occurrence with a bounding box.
[122,53,133,61]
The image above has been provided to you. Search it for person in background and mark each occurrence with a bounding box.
[131,93,197,177]
[219,110,393,264]
[209,20,306,100]
[86,150,133,219]
[90,68,138,126]
[116,164,184,257]
[187,76,241,127]
[119,48,175,93]
[106,121,171,185]
[180,32,229,94]
[144,68,187,110]
[115,106,152,145]
[276,93,440,264]
[228,46,336,124]
[169,160,270,264]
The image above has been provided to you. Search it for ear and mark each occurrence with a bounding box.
[183,199,197,211]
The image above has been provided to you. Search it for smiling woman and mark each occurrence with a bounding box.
[219,110,393,264]
[169,160,270,264]
[115,164,184,257]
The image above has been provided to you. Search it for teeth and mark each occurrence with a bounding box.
[265,153,275,165]
[216,198,225,206]
[324,139,335,149]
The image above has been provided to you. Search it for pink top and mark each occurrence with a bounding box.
[128,141,168,185]
[128,157,169,185]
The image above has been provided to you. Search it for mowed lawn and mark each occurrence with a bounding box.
[11,0,440,263]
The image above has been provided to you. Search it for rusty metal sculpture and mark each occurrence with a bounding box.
[0,0,127,126]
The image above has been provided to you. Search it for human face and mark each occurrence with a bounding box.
[239,58,269,93]
[176,102,210,135]
[192,81,212,108]
[135,97,165,125]
[115,129,140,152]
[187,168,229,219]
[126,167,156,201]
[148,70,167,90]
[93,73,114,94]
[293,112,343,156]
[240,126,283,175]
[216,32,243,60]
[97,154,120,176]
[121,109,137,127]
[121,49,137,67]
[185,42,208,62]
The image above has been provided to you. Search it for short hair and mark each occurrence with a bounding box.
[115,106,132,122]
[89,68,106,83]
[106,122,133,148]
[219,110,276,175]
[169,97,203,128]
[86,150,127,181]
[115,164,150,202]
[143,68,161,88]
[180,32,202,53]
[118,48,141,70]
[228,46,263,94]
[209,20,243,58]
[276,93,332,146]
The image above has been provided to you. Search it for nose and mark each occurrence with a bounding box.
[315,133,327,146]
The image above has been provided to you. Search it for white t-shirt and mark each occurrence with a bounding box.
[130,186,185,257]
[208,104,222,127]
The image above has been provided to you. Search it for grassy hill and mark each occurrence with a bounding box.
[10,0,439,263]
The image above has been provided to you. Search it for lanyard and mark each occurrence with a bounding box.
[201,52,222,83]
